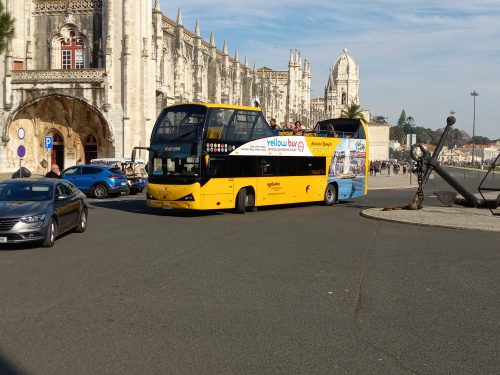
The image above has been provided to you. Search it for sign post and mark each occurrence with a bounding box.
[17,128,26,178]
[44,136,53,174]
[16,145,26,178]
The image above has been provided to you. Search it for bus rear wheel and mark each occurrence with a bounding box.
[324,184,337,206]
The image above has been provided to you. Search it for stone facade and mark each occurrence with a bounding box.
[0,0,383,174]
[366,122,390,161]
[0,0,312,173]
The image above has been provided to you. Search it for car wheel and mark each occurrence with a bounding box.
[92,184,108,199]
[74,207,88,233]
[42,218,57,247]
[324,184,337,206]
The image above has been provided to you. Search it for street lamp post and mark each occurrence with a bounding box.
[470,90,479,164]
[450,110,455,162]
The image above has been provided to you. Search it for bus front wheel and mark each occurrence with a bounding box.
[324,184,337,206]
[236,189,247,214]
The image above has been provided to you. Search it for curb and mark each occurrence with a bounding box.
[361,206,500,232]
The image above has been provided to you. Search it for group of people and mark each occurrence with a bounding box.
[369,160,411,176]
[269,118,304,136]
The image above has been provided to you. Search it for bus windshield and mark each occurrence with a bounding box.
[148,105,207,183]
[150,143,201,180]
[151,104,207,143]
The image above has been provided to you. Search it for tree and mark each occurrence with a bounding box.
[0,2,14,54]
[403,116,416,134]
[372,115,388,124]
[389,126,405,144]
[434,128,470,148]
[340,103,367,125]
[397,110,406,127]
[471,136,491,145]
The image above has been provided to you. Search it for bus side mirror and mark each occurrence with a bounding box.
[131,146,156,163]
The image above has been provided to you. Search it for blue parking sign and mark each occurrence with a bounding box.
[44,136,53,149]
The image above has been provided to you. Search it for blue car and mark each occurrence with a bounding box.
[61,165,129,199]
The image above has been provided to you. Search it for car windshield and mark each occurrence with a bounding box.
[0,182,53,201]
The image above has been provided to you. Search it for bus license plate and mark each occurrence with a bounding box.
[161,205,172,210]
[0,237,7,243]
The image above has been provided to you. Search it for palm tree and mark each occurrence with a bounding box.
[340,103,367,125]
[0,3,15,54]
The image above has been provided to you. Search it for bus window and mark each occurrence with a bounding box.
[297,157,326,176]
[231,113,253,142]
[229,156,258,177]
[207,109,234,139]
[208,156,229,177]
[278,157,298,176]
[252,114,274,139]
[221,110,272,142]
[152,106,206,142]
[259,157,278,176]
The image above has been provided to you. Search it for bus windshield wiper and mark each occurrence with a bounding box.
[170,129,198,142]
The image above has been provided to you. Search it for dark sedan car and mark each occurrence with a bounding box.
[0,178,88,247]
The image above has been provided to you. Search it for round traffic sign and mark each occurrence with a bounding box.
[17,127,25,139]
[17,145,26,158]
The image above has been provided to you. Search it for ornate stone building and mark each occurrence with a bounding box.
[0,0,312,173]
[324,48,360,119]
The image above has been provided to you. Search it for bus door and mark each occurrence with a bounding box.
[201,155,234,209]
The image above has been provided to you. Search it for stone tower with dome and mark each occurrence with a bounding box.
[324,48,360,119]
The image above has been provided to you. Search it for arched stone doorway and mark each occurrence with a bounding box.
[50,130,65,169]
[4,96,113,173]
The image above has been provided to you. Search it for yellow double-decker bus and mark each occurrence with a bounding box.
[133,103,368,213]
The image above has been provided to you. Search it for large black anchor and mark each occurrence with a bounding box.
[385,116,481,211]
[408,116,480,209]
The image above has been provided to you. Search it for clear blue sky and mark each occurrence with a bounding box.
[160,0,500,140]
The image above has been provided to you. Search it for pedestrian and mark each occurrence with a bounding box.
[293,120,303,136]
[269,118,278,130]
[269,118,280,134]
[45,164,61,178]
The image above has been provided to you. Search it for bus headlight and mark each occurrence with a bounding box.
[177,194,194,201]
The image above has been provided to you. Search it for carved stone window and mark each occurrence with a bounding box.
[51,25,87,69]
[61,30,85,69]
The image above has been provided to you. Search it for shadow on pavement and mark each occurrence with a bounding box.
[0,351,27,375]
[0,242,41,251]
[89,199,223,217]
[89,198,369,216]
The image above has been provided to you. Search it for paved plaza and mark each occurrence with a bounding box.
[2,168,499,234]
[0,167,499,374]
